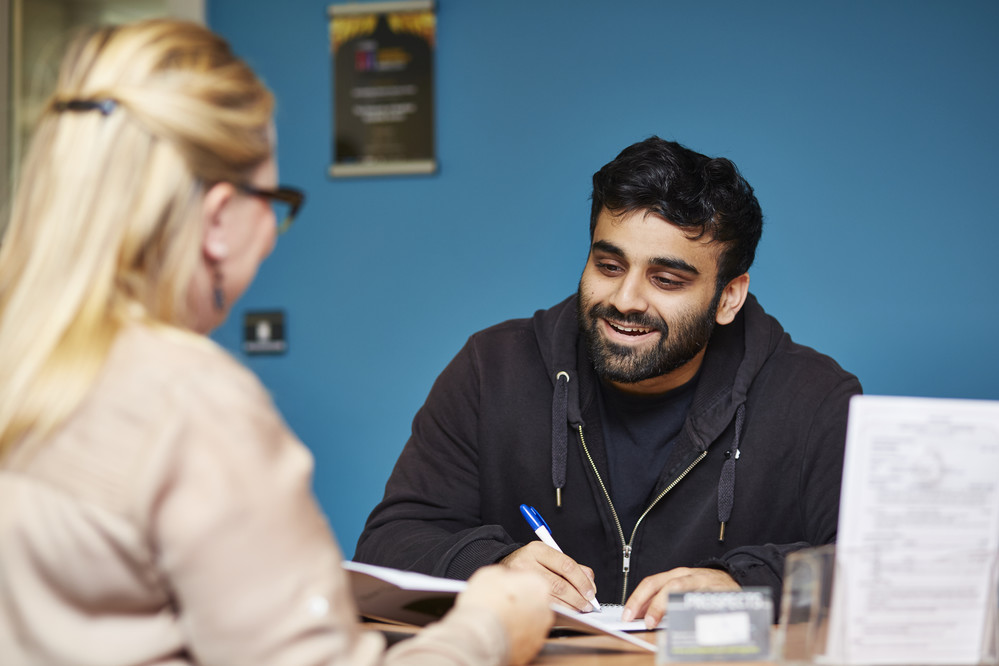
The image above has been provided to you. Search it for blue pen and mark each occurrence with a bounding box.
[519,504,563,552]
[518,504,601,611]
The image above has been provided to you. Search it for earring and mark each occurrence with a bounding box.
[212,264,226,312]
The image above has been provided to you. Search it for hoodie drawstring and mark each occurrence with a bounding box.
[717,403,744,542]
[550,368,744,536]
[551,371,570,507]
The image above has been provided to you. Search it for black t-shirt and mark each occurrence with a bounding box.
[598,374,699,538]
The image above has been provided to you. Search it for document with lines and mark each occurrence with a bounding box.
[826,396,999,665]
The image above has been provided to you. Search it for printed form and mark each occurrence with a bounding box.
[826,395,999,665]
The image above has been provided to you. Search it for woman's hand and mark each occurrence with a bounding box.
[456,565,554,665]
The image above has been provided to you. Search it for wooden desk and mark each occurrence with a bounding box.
[534,631,658,665]
[369,623,776,665]
[534,631,774,665]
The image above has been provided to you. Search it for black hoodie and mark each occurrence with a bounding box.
[355,293,861,606]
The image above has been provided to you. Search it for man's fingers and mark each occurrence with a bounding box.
[537,545,599,610]
[624,567,741,626]
[501,542,598,611]
[643,594,668,630]
[622,572,668,621]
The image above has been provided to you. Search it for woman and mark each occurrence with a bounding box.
[0,19,552,665]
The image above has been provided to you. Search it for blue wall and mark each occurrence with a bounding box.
[207,0,999,558]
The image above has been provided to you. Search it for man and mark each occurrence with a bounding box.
[355,137,862,628]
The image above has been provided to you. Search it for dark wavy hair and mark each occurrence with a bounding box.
[590,136,763,292]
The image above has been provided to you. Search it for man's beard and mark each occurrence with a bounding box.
[577,285,720,384]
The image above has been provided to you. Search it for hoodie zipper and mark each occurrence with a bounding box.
[577,424,707,604]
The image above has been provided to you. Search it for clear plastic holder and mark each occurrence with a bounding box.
[775,545,999,666]
[775,544,836,664]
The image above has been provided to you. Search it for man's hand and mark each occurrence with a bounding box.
[499,542,599,611]
[623,567,740,629]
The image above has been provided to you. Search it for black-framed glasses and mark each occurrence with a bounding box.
[235,184,306,234]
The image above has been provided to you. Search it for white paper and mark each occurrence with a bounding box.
[344,560,467,593]
[343,560,467,627]
[827,396,999,664]
[695,611,750,646]
[551,604,658,651]
[568,603,666,632]
[342,561,656,652]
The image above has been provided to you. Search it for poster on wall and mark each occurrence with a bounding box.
[328,0,436,177]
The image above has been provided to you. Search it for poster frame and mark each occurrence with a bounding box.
[328,0,437,178]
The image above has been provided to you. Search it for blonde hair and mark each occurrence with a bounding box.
[0,19,274,458]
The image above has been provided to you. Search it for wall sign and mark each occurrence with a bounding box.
[328,0,436,177]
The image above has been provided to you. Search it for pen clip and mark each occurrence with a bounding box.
[520,504,551,533]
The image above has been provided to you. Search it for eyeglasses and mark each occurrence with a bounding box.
[235,183,306,234]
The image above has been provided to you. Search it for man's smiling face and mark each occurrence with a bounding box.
[577,207,730,394]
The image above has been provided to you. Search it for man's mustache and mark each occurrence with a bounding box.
[588,303,667,334]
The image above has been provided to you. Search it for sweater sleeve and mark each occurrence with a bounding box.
[355,337,521,579]
[141,354,508,665]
